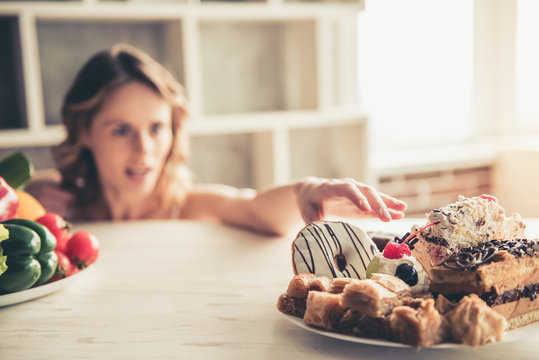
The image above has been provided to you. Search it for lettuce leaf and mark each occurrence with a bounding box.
[0,225,8,276]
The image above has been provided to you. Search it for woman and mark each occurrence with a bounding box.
[27,44,407,235]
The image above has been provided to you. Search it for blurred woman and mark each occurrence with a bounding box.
[27,44,407,235]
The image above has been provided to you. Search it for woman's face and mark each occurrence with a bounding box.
[83,81,173,198]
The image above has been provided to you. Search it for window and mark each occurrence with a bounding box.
[516,0,539,128]
[357,0,474,153]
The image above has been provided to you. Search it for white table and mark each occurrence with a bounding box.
[1,218,539,359]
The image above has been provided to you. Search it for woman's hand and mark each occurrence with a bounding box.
[25,174,75,220]
[294,177,407,225]
[183,177,406,236]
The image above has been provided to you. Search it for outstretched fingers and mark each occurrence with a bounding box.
[380,192,408,212]
[326,181,373,213]
[387,207,406,220]
[322,180,403,222]
[295,177,407,225]
[358,185,393,222]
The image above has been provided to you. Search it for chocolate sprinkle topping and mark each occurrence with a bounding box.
[407,237,419,250]
[442,239,539,270]
[395,232,410,244]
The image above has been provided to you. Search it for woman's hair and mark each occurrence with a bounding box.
[54,43,191,219]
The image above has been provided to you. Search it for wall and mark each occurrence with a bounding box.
[493,149,539,218]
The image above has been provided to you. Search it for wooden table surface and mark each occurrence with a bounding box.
[1,218,539,359]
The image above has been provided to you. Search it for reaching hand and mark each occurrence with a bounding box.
[293,177,407,225]
[25,179,75,220]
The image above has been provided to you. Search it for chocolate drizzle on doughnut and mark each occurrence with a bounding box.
[442,239,539,270]
[334,254,347,272]
[310,225,338,277]
[295,233,315,274]
[341,222,375,271]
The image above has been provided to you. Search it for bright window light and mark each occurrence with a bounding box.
[357,0,474,152]
[516,0,539,126]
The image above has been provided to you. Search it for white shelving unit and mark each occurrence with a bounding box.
[0,0,368,189]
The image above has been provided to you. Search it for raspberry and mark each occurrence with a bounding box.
[383,242,411,259]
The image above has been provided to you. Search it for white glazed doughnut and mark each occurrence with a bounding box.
[292,221,379,279]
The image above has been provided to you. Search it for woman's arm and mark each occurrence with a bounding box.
[182,177,407,236]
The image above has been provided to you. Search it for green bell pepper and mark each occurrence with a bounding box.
[0,223,41,294]
[0,225,8,276]
[3,218,58,287]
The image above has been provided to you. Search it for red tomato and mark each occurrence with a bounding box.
[68,266,80,277]
[66,231,100,269]
[36,213,72,252]
[47,251,73,283]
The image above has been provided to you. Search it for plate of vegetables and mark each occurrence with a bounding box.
[0,214,100,307]
[0,258,94,308]
[0,152,100,306]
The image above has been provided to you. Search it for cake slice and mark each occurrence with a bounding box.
[428,238,539,329]
[410,195,526,276]
[407,194,538,329]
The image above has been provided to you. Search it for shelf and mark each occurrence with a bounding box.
[0,127,65,148]
[188,109,367,134]
[189,121,368,188]
[0,2,363,18]
[189,132,257,188]
[0,110,366,147]
[290,122,368,181]
[0,0,366,190]
[199,19,317,115]
[36,17,184,125]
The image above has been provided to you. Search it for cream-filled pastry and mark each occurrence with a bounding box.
[367,253,430,295]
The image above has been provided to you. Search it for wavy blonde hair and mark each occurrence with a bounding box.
[54,44,191,220]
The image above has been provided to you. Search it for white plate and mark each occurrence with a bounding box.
[283,313,530,348]
[0,265,93,307]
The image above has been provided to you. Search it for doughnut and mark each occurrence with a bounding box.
[292,221,379,280]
